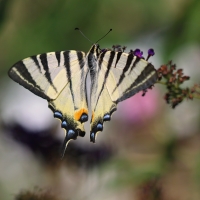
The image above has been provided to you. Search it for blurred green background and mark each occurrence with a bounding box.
[0,0,200,199]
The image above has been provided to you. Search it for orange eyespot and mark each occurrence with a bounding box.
[74,108,88,121]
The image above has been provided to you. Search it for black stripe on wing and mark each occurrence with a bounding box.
[77,51,85,70]
[39,53,58,93]
[63,51,75,106]
[115,63,157,103]
[112,53,134,93]
[98,50,107,71]
[128,56,141,75]
[8,61,50,100]
[77,51,88,106]
[114,51,123,67]
[31,56,42,73]
[55,52,61,66]
[94,51,115,110]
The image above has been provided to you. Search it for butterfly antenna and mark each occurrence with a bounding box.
[75,28,93,44]
[95,29,112,43]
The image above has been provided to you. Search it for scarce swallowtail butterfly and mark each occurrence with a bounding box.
[8,30,158,157]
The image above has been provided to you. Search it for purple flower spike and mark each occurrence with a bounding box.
[148,48,155,56]
[146,48,155,61]
[133,49,143,58]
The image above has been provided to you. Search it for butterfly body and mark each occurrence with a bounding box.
[8,43,157,157]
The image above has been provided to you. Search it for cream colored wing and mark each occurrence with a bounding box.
[90,50,157,142]
[8,51,89,157]
[99,51,157,103]
[8,51,86,100]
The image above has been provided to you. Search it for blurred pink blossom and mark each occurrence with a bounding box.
[116,89,159,125]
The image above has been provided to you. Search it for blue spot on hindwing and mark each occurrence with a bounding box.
[90,132,96,143]
[80,113,88,123]
[103,114,111,121]
[61,121,67,128]
[54,111,63,120]
[67,129,76,140]
[96,123,103,131]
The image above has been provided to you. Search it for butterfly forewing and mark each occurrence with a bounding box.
[100,51,157,102]
[8,51,86,99]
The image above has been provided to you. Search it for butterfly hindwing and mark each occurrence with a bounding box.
[90,54,117,142]
[48,63,89,156]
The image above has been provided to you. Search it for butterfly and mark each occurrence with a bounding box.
[8,40,157,157]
